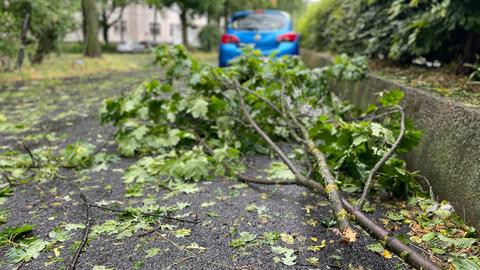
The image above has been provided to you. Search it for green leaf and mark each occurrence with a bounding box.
[61,141,95,168]
[175,228,191,238]
[188,98,209,119]
[266,162,295,181]
[271,246,297,266]
[9,239,48,263]
[453,257,480,270]
[367,242,385,253]
[386,211,404,221]
[229,232,257,248]
[145,248,161,258]
[0,225,34,246]
[378,89,404,107]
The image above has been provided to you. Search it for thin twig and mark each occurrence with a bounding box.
[353,108,399,122]
[21,142,37,167]
[87,203,199,224]
[68,193,92,270]
[1,172,16,186]
[416,174,436,202]
[357,105,406,209]
[13,260,24,270]
[242,86,283,116]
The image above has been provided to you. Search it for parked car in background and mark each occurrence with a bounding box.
[116,42,146,53]
[219,9,300,67]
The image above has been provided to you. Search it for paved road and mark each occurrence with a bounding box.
[0,71,407,269]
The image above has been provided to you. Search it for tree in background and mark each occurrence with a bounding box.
[222,0,270,30]
[275,0,305,19]
[148,0,209,48]
[29,1,76,64]
[0,0,76,69]
[98,0,136,44]
[82,0,102,57]
[0,10,18,70]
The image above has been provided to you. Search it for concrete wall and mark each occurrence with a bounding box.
[301,49,480,229]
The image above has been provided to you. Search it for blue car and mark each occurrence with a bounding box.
[219,9,300,67]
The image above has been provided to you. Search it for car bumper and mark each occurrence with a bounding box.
[219,42,300,67]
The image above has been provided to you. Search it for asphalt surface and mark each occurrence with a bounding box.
[0,71,410,269]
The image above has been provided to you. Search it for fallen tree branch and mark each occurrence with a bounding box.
[239,175,441,270]
[233,82,355,240]
[357,105,406,209]
[68,193,92,270]
[285,102,353,237]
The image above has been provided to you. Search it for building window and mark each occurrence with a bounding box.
[150,22,160,35]
[170,24,179,37]
[114,20,127,32]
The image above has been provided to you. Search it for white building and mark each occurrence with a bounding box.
[65,4,208,46]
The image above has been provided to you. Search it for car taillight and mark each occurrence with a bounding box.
[221,34,240,44]
[277,32,298,42]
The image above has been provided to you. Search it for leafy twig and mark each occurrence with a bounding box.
[87,203,199,224]
[233,80,354,238]
[357,105,406,209]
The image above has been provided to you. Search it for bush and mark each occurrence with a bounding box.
[0,11,19,70]
[198,25,220,52]
[61,42,118,54]
[296,0,337,49]
[300,0,480,70]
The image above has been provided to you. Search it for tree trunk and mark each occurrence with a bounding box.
[180,9,189,48]
[15,9,30,69]
[82,2,87,42]
[101,11,110,44]
[224,0,229,31]
[31,31,55,65]
[82,0,102,58]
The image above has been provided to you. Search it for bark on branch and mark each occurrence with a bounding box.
[239,175,441,270]
[233,82,355,240]
[285,105,353,237]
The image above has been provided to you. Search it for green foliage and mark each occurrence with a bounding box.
[102,44,421,199]
[0,225,34,247]
[61,141,96,168]
[198,25,220,52]
[0,11,18,69]
[300,0,480,66]
[271,246,297,266]
[229,231,257,248]
[0,0,77,68]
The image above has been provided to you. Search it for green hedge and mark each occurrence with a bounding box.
[299,0,480,69]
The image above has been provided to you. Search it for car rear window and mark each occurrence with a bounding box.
[231,13,287,31]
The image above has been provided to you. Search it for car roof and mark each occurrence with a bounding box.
[231,9,290,20]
